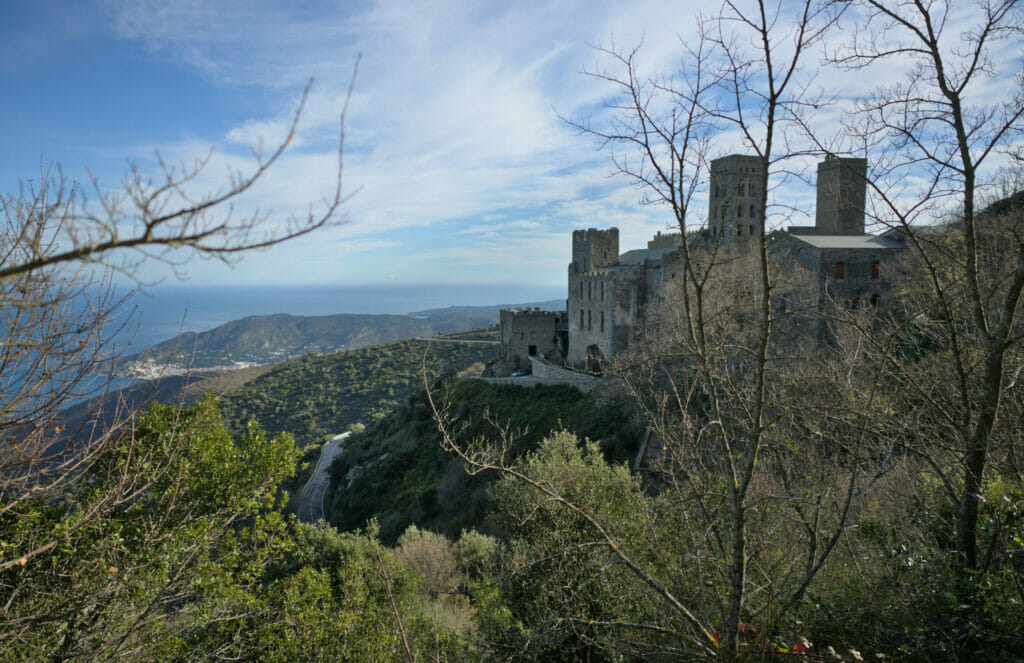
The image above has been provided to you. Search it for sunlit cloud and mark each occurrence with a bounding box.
[3,0,1019,287]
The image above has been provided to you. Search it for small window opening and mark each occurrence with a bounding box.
[600,311,605,332]
[579,310,584,328]
[588,310,592,331]
[870,294,880,307]
[871,261,880,279]
[835,262,846,279]
[749,224,754,236]
[737,224,743,237]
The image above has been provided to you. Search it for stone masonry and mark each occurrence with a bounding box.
[500,154,908,372]
[499,308,567,369]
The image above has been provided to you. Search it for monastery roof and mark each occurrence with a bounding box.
[784,233,907,250]
[616,246,678,265]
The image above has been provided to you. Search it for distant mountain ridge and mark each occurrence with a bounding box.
[128,299,562,368]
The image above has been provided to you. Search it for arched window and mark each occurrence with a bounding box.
[749,204,755,217]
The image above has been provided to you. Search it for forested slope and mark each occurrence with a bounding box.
[325,379,645,542]
[218,338,496,450]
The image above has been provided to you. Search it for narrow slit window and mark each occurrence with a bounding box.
[835,262,846,279]
[871,261,880,279]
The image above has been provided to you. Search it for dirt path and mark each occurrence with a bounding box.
[296,432,349,522]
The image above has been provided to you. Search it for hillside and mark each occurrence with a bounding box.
[58,335,495,455]
[325,379,644,543]
[218,337,497,450]
[126,299,561,369]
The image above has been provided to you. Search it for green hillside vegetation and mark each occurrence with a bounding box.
[218,338,496,452]
[325,379,644,543]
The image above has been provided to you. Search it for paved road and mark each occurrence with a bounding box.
[296,432,350,522]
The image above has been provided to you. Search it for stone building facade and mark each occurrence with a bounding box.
[499,308,567,369]
[566,229,682,368]
[709,154,766,242]
[500,153,908,371]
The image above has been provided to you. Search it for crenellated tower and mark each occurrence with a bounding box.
[571,228,619,274]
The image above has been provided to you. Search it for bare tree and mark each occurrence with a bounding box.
[0,65,357,578]
[831,0,1024,575]
[432,4,904,661]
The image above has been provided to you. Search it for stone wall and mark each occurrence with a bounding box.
[815,155,868,235]
[529,356,598,388]
[571,228,619,273]
[500,308,567,368]
[567,268,618,367]
[708,154,766,241]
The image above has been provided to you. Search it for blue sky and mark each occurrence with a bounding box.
[2,1,1020,289]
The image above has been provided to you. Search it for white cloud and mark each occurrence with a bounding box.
[86,0,1022,287]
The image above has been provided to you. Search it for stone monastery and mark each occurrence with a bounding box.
[500,154,908,371]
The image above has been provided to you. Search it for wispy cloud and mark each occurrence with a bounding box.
[7,1,1016,286]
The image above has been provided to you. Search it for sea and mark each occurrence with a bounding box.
[113,284,565,355]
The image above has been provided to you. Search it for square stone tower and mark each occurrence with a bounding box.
[815,154,868,234]
[708,154,766,241]
[571,228,619,274]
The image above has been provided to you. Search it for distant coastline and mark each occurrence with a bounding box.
[111,283,564,355]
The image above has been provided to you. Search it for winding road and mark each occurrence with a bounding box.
[296,432,349,522]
